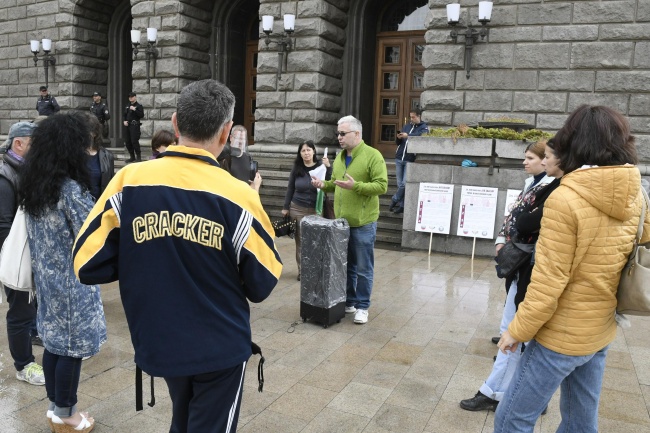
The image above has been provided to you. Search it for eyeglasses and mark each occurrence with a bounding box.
[336,131,354,137]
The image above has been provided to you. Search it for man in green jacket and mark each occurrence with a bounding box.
[312,115,387,324]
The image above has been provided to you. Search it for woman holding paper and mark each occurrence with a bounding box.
[282,140,331,280]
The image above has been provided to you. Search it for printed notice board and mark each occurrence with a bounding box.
[415,183,454,234]
[504,189,521,217]
[457,185,498,239]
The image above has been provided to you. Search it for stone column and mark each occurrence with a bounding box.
[255,0,348,150]
[131,0,212,137]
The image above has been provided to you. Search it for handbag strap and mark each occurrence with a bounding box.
[626,187,649,266]
[634,188,648,243]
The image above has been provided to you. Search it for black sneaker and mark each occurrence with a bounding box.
[393,206,404,214]
[389,201,397,212]
[31,335,43,347]
[126,157,135,163]
[460,392,499,412]
[491,336,500,344]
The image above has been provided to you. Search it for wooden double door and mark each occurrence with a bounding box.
[372,33,425,157]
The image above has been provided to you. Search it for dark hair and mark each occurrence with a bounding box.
[19,112,91,217]
[524,140,546,160]
[292,140,321,177]
[410,108,422,117]
[84,112,103,152]
[552,105,638,174]
[176,80,235,143]
[151,129,177,152]
[545,138,561,161]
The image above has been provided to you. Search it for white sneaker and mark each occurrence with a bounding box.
[16,362,45,386]
[345,305,357,314]
[354,309,369,324]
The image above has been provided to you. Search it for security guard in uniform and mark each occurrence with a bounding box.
[36,86,60,116]
[123,91,144,162]
[90,92,110,138]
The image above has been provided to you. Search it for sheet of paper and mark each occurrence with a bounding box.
[504,189,522,217]
[309,164,328,188]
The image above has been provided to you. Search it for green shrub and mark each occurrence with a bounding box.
[423,125,553,142]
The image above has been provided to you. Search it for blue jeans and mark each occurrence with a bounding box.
[494,340,608,433]
[391,159,407,207]
[480,278,521,400]
[346,222,376,310]
[43,349,83,417]
[4,285,37,371]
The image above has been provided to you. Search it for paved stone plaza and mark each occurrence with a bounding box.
[1,237,650,432]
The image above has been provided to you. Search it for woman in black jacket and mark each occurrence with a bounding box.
[461,140,561,413]
[85,113,114,201]
[512,140,564,308]
[281,140,330,280]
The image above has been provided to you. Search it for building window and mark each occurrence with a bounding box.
[380,1,428,32]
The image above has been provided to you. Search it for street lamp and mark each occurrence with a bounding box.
[446,1,493,79]
[131,28,159,88]
[261,14,295,79]
[30,39,56,88]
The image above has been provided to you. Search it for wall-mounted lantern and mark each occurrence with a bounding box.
[261,14,295,79]
[131,28,159,89]
[30,39,56,88]
[446,2,493,79]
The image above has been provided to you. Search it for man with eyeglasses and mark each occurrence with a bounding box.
[311,116,387,324]
[36,86,60,117]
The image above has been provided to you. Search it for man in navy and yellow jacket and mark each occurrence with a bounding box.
[73,80,282,433]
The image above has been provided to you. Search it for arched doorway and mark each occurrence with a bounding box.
[107,0,133,148]
[373,2,427,156]
[343,0,428,157]
[211,0,260,145]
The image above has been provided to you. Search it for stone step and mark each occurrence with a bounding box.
[254,153,403,247]
[108,147,406,248]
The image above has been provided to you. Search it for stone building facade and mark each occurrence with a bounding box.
[1,0,650,156]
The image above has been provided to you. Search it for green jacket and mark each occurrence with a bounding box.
[322,140,387,227]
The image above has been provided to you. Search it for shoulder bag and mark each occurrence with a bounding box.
[272,215,296,239]
[616,187,650,316]
[0,207,35,293]
[495,239,534,279]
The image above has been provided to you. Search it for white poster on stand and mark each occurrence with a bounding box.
[457,186,499,239]
[415,183,454,234]
[504,189,522,217]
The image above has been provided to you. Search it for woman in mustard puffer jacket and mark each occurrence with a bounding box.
[495,105,650,433]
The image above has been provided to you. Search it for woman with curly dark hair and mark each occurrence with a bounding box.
[281,140,331,280]
[19,112,106,433]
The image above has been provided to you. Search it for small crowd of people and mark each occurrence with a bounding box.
[2,80,648,433]
[459,105,650,433]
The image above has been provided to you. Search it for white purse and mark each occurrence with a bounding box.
[0,207,35,295]
[616,188,650,316]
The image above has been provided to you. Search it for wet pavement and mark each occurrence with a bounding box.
[1,236,649,432]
